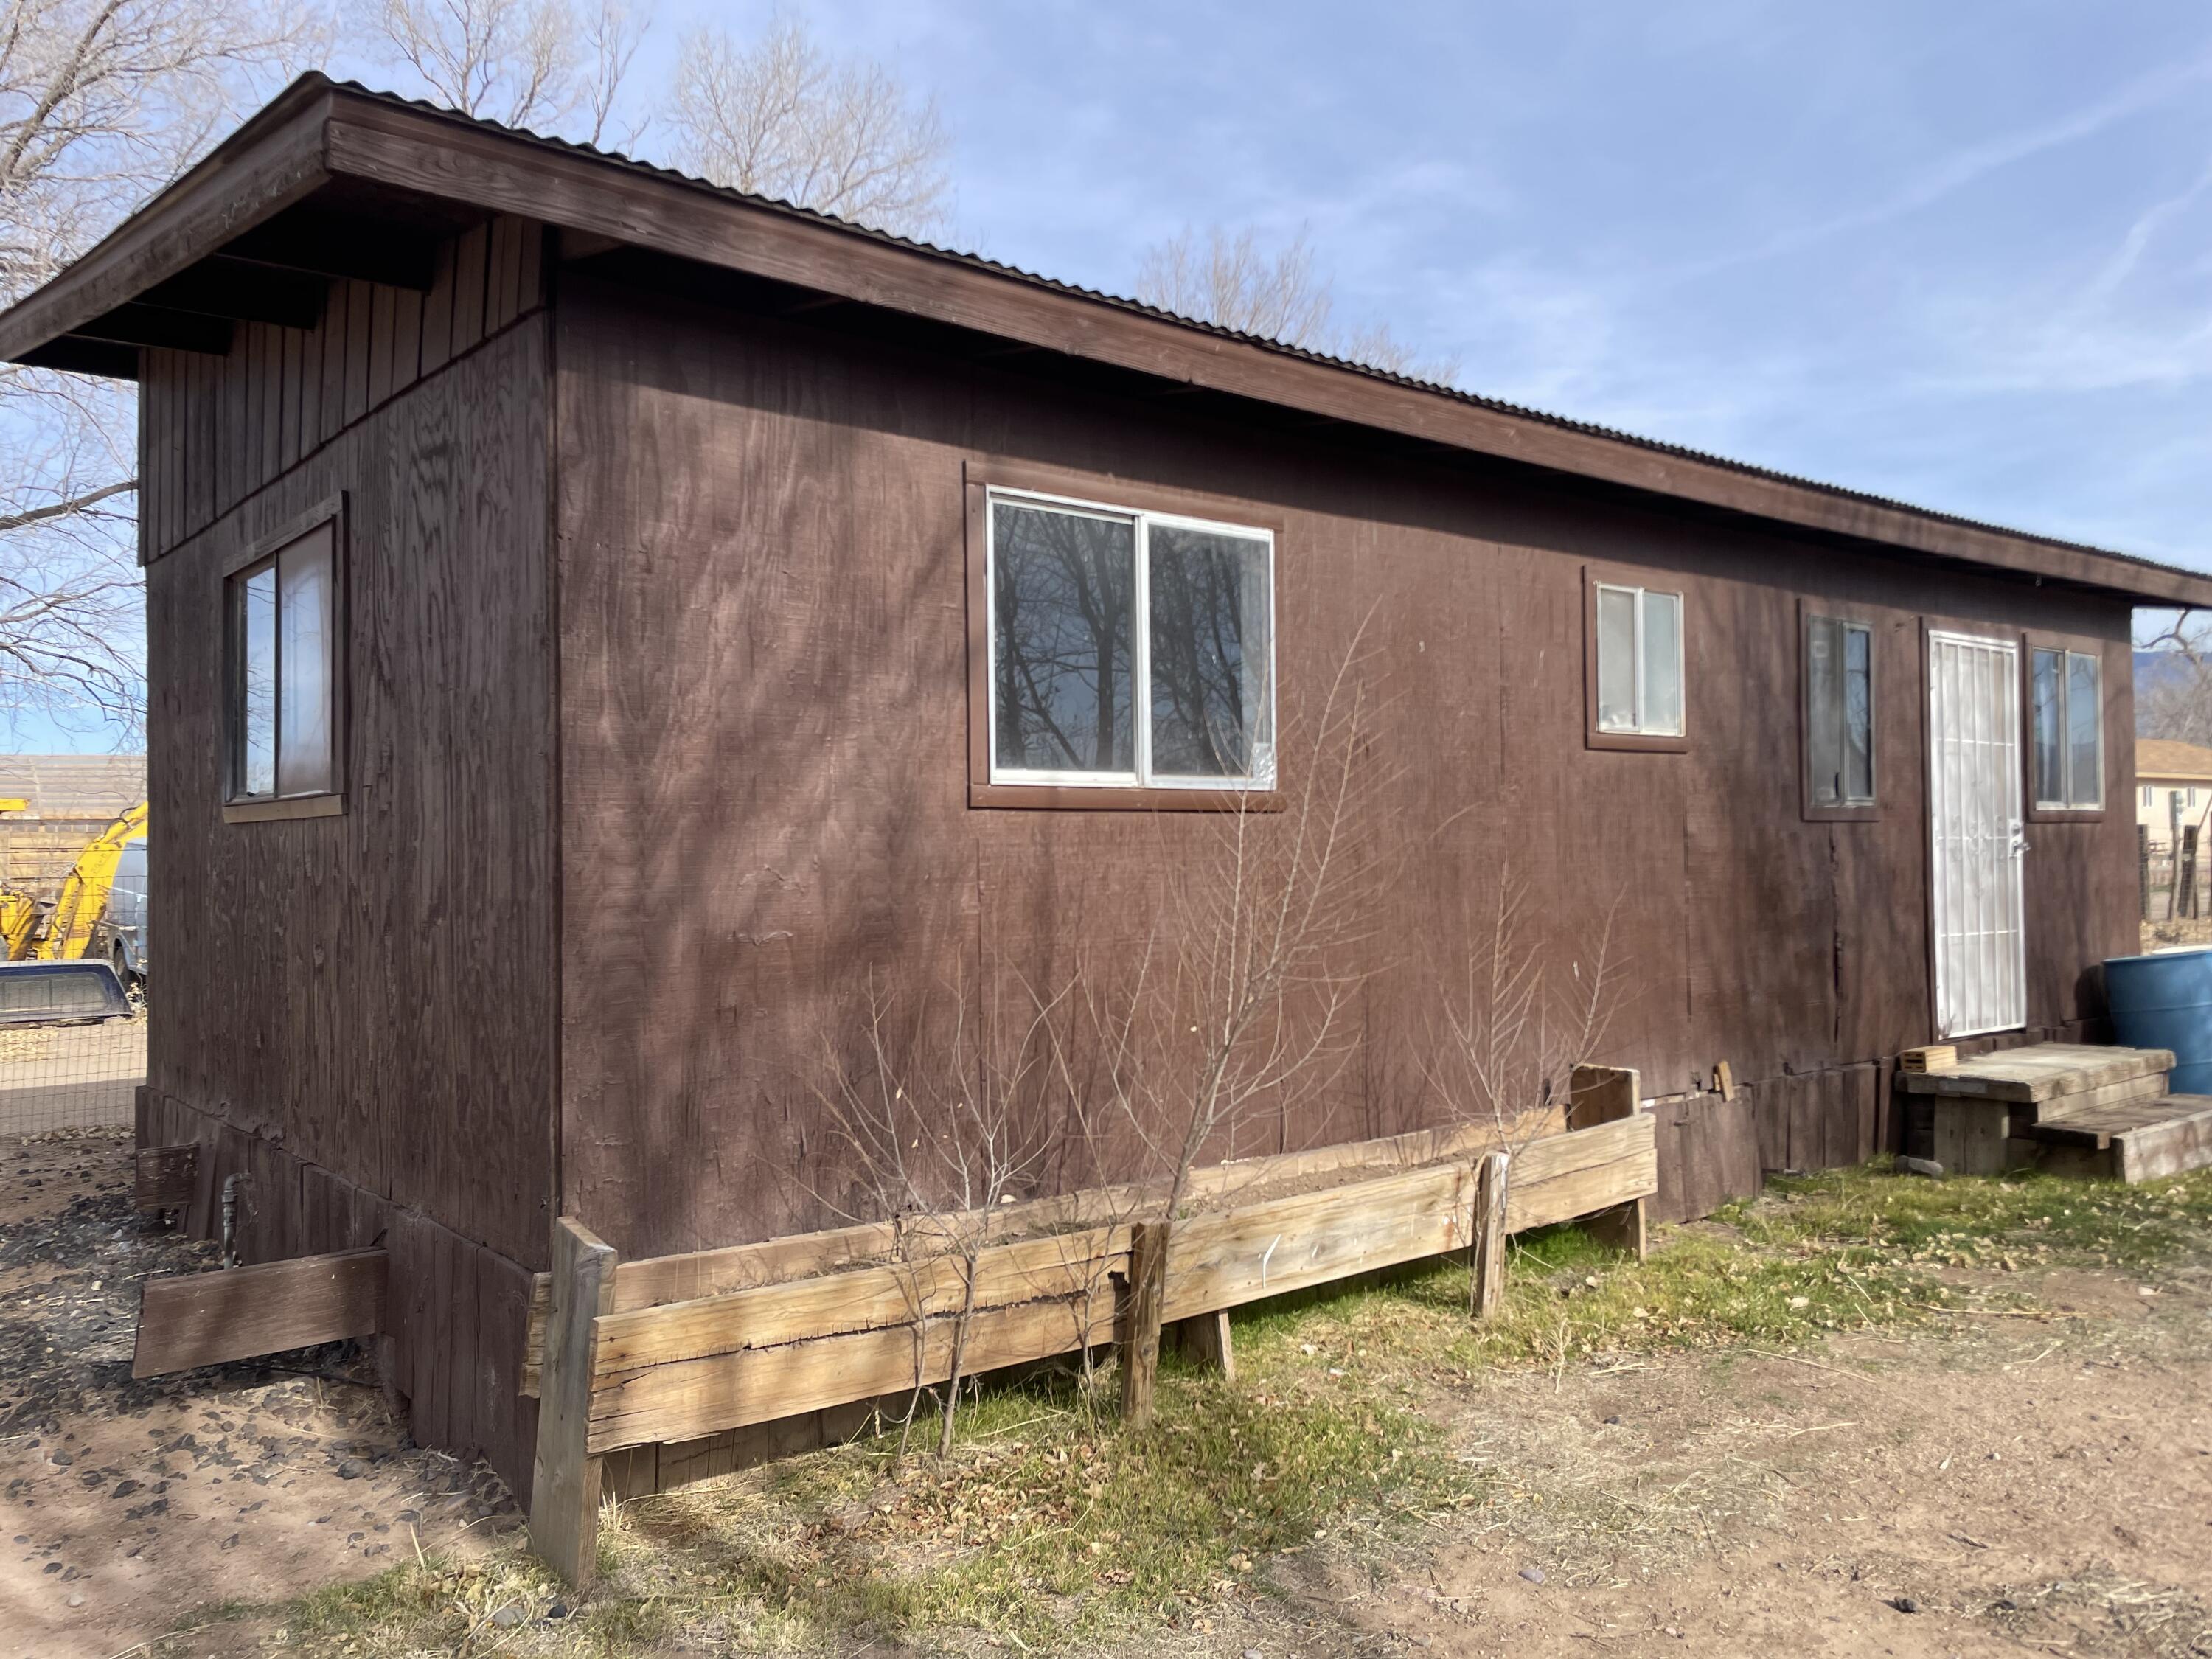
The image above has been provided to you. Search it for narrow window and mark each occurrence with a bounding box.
[1593,582,1684,737]
[228,521,338,803]
[1805,613,1875,808]
[2030,646,2102,810]
[988,493,1274,790]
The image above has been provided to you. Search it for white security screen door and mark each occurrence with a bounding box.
[1927,630,2027,1037]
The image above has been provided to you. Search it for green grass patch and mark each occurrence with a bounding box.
[220,1162,2212,1655]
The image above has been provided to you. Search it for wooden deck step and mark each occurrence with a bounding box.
[2009,1093,2212,1184]
[1896,1043,2174,1113]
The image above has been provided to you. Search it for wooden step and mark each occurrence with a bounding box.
[2008,1093,2212,1184]
[1896,1043,2174,1106]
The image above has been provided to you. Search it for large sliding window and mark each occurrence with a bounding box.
[1804,613,1874,810]
[226,518,340,809]
[987,491,1275,790]
[2030,646,2101,811]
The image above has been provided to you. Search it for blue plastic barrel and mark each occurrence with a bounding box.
[2104,945,2212,1095]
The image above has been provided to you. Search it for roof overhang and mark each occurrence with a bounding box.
[10,74,2212,610]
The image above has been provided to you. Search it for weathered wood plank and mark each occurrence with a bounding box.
[131,1248,385,1378]
[133,1143,197,1211]
[1896,1046,2173,1102]
[521,1109,1567,1389]
[530,1218,617,1586]
[591,1225,1126,1377]
[2116,1096,2212,1183]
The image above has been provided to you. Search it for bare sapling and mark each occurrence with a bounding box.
[1430,874,1626,1314]
[1099,625,1392,1424]
[807,970,1060,1458]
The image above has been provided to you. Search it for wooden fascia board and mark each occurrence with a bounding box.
[192,93,2211,612]
[0,91,334,367]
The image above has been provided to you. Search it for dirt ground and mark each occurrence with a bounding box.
[1228,1270,2212,1659]
[5,1133,2211,1659]
[0,1131,514,1659]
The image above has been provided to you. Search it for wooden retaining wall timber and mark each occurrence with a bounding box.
[562,1113,1656,1458]
[521,1104,1574,1396]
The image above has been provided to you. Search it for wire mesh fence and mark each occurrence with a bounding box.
[0,998,145,1135]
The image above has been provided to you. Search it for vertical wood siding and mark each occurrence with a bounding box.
[552,276,2137,1260]
[144,310,557,1270]
[139,216,540,563]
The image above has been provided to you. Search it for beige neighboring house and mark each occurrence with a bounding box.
[2137,739,2212,850]
[0,754,146,900]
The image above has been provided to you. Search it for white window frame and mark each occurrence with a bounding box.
[2030,645,2104,812]
[984,486,1277,791]
[1593,580,1685,737]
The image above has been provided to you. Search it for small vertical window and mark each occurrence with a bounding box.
[1805,613,1875,809]
[2143,785,2154,807]
[1593,582,1683,737]
[227,520,338,804]
[2030,646,2101,810]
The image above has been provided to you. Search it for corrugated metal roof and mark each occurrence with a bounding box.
[316,76,2207,588]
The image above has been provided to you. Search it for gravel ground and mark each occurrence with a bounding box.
[0,1129,518,1658]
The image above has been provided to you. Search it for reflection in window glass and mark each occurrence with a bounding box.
[992,501,1135,776]
[2031,649,2063,806]
[2066,653,2101,810]
[1843,623,1873,803]
[1148,525,1271,779]
[239,565,277,799]
[1595,586,1636,731]
[276,531,335,797]
[1641,590,1683,737]
[1806,615,1874,807]
[228,522,337,802]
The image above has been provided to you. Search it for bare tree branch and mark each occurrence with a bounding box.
[1135,224,1459,385]
[665,14,950,239]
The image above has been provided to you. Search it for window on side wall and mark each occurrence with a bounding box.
[225,512,342,818]
[1804,613,1874,813]
[1588,577,1684,747]
[987,491,1275,791]
[2029,645,2101,812]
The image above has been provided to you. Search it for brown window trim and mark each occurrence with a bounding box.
[964,457,1285,811]
[2020,629,2107,824]
[1801,598,1879,823]
[1582,563,1688,754]
[221,493,350,821]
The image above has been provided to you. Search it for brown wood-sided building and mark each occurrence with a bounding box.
[5,77,2208,1500]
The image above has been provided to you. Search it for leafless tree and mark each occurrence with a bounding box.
[807,970,1060,1459]
[2136,611,2212,748]
[0,0,320,740]
[1085,623,1391,1421]
[1428,874,1624,1310]
[1135,225,1459,384]
[664,14,950,237]
[367,0,645,144]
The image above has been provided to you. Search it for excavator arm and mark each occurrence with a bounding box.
[36,801,148,962]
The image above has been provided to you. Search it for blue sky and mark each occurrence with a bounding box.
[637,0,2212,563]
[33,2,2212,751]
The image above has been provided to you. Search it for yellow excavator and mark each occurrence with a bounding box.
[0,801,148,963]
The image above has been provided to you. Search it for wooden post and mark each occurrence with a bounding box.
[2184,825,2199,920]
[530,1217,618,1586]
[1119,1220,1168,1427]
[1583,1198,1647,1259]
[2168,794,2183,919]
[1470,1151,1509,1319]
[1169,1310,1235,1380]
[2140,824,2152,922]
